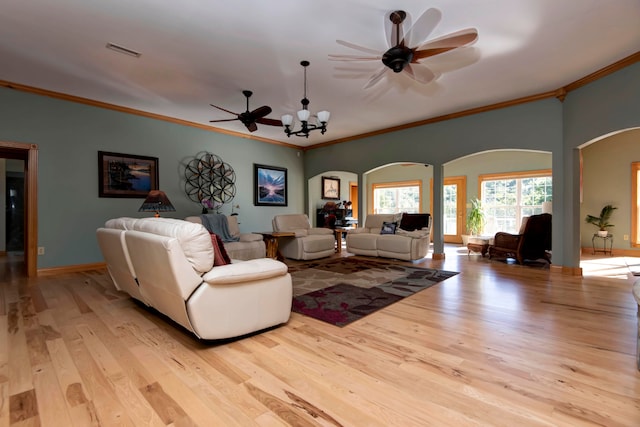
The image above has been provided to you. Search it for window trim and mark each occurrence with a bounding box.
[477,169,552,193]
[370,180,422,214]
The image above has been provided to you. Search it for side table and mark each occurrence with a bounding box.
[333,227,354,253]
[467,236,492,257]
[253,231,295,260]
[592,233,613,255]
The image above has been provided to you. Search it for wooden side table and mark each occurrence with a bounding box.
[253,231,295,260]
[467,236,492,257]
[333,227,353,253]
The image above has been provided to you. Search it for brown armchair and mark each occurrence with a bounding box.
[488,213,552,264]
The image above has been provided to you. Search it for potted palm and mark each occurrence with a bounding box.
[585,204,617,237]
[467,198,485,236]
[462,198,485,245]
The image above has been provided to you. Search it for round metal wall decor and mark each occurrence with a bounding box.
[184,152,236,204]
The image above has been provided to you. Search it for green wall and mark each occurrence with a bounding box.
[0,88,303,268]
[304,99,562,178]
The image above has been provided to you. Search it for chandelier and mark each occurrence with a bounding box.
[281,60,330,138]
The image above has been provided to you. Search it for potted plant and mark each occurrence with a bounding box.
[461,198,485,246]
[585,204,617,237]
[467,198,485,236]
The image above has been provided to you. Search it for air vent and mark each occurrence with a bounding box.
[105,42,141,58]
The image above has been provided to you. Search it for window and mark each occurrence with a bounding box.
[480,170,552,235]
[372,180,421,214]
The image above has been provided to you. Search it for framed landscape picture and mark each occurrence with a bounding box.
[322,176,340,200]
[98,151,159,198]
[254,164,287,206]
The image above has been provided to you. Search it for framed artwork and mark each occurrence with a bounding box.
[98,151,159,198]
[254,164,288,206]
[322,176,340,200]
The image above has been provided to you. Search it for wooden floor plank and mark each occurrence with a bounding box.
[32,363,73,427]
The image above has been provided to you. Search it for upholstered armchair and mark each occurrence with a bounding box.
[272,214,336,260]
[488,213,552,264]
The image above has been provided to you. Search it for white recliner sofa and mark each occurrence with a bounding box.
[272,214,336,260]
[185,214,265,260]
[96,217,292,340]
[346,213,432,261]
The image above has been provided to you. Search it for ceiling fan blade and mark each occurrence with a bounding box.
[250,105,272,120]
[403,63,436,84]
[404,8,441,49]
[413,28,478,61]
[210,104,239,116]
[245,122,258,133]
[256,117,283,127]
[336,39,381,55]
[420,28,478,49]
[363,67,388,89]
[209,118,240,123]
[329,53,381,62]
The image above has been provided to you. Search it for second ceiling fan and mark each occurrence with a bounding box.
[209,90,282,133]
[329,8,478,89]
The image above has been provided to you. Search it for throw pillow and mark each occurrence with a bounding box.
[210,233,231,266]
[380,221,397,235]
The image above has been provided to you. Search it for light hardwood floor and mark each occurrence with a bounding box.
[1,247,639,426]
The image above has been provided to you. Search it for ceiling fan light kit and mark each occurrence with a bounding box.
[282,60,330,138]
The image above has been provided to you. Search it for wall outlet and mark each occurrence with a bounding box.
[623,234,629,241]
[38,246,45,255]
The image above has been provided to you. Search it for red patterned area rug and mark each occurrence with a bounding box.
[288,257,458,327]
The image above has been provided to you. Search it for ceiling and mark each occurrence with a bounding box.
[1,1,639,148]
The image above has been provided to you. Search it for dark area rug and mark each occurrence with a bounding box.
[289,257,458,327]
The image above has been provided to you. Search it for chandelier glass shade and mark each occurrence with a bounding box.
[282,60,330,138]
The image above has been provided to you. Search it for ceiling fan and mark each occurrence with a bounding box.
[209,90,282,132]
[329,9,478,89]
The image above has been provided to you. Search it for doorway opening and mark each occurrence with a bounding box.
[0,141,38,277]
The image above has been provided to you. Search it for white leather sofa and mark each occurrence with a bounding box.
[346,213,432,261]
[185,214,265,260]
[96,217,292,340]
[272,214,336,260]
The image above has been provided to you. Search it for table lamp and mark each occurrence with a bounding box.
[138,190,176,217]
